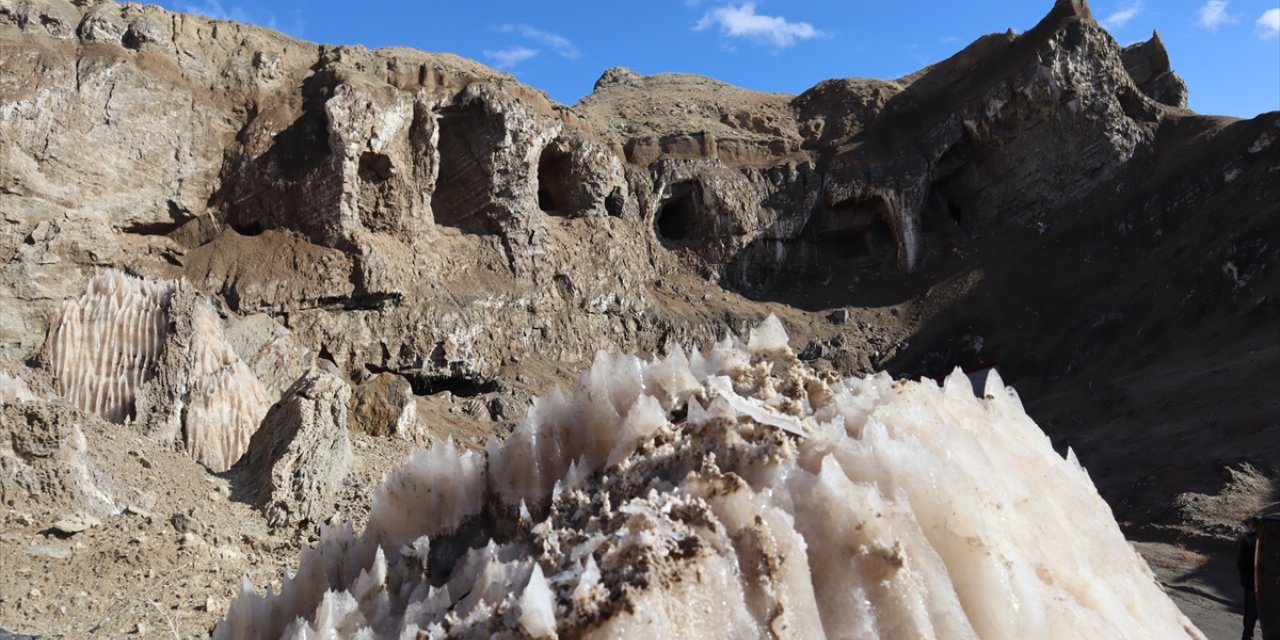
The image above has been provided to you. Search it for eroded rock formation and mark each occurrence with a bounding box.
[232,368,353,527]
[45,271,274,471]
[47,270,173,423]
[0,0,1277,635]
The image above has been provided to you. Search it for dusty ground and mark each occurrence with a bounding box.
[0,403,430,639]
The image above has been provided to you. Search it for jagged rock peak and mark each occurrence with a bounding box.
[1121,30,1189,108]
[593,66,642,92]
[1052,0,1094,21]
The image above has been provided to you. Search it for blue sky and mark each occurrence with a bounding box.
[153,1,1279,118]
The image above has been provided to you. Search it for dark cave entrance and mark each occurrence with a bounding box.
[605,188,624,217]
[928,181,965,225]
[655,181,702,244]
[927,137,984,230]
[231,220,265,236]
[431,103,500,234]
[536,145,575,216]
[804,195,898,264]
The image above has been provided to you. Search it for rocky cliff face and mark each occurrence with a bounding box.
[0,0,1200,386]
[0,0,1277,635]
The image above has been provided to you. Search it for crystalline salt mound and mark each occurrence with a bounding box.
[49,270,174,423]
[48,271,270,471]
[216,315,1204,639]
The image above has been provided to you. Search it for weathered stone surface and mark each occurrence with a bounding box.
[1121,31,1189,109]
[348,372,416,437]
[0,402,117,517]
[49,512,100,534]
[232,370,353,527]
[222,314,316,398]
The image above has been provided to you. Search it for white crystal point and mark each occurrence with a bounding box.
[519,564,557,638]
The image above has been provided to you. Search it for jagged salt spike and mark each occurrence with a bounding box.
[518,564,557,639]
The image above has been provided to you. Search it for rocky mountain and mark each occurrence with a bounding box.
[0,0,1276,636]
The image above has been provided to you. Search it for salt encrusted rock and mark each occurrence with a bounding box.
[134,288,272,472]
[216,317,1203,639]
[47,271,174,423]
[49,272,271,471]
[232,369,353,528]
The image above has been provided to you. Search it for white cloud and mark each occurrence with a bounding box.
[1257,8,1280,39]
[483,47,540,70]
[179,1,252,24]
[1103,2,1142,28]
[694,3,822,49]
[1197,0,1237,31]
[178,0,304,35]
[498,24,580,60]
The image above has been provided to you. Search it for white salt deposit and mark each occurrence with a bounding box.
[216,316,1204,639]
[49,270,173,422]
[179,303,272,472]
[0,371,36,404]
[49,271,270,471]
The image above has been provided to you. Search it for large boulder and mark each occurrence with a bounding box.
[348,372,417,438]
[232,369,353,527]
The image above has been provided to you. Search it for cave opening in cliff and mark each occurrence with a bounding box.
[655,182,701,244]
[431,103,501,234]
[536,145,574,217]
[804,195,898,264]
[927,180,966,226]
[231,220,265,237]
[605,188,624,217]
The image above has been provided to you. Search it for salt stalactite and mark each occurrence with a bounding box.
[48,270,175,423]
[181,303,273,472]
[216,316,1205,640]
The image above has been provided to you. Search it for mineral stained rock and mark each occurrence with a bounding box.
[216,318,1203,639]
[348,372,418,438]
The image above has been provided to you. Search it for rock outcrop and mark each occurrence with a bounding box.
[348,371,417,437]
[4,0,1204,393]
[45,271,272,471]
[1120,31,1189,109]
[231,369,353,527]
